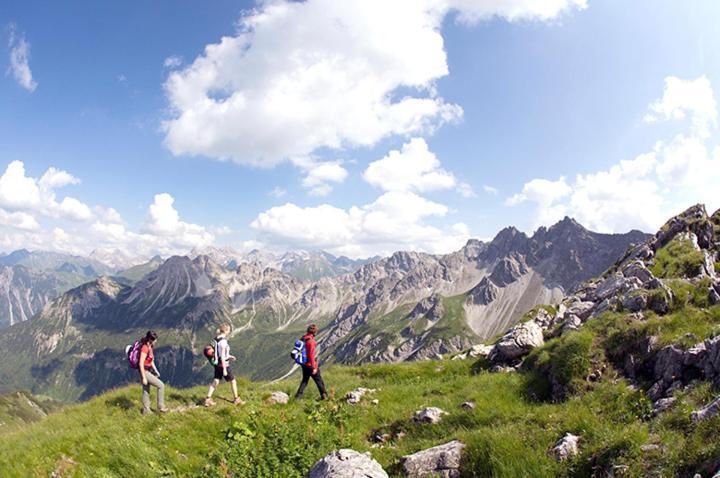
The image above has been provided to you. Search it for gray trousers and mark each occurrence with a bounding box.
[141,373,165,412]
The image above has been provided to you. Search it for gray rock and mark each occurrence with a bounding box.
[710,287,720,306]
[401,440,466,478]
[460,401,475,411]
[565,301,596,321]
[654,345,685,385]
[691,396,720,422]
[622,260,655,285]
[621,292,648,312]
[652,397,677,415]
[595,274,642,301]
[467,344,493,358]
[640,444,660,453]
[489,365,516,373]
[346,388,376,404]
[490,320,544,361]
[647,381,665,402]
[267,391,289,405]
[306,449,388,478]
[561,314,582,334]
[413,407,447,424]
[552,433,580,461]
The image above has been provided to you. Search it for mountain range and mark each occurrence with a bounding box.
[0,217,649,401]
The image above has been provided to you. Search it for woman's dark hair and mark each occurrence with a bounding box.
[307,324,317,334]
[142,330,158,344]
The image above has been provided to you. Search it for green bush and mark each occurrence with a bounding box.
[651,238,705,278]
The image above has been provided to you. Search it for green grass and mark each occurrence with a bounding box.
[1,356,719,477]
[651,237,705,279]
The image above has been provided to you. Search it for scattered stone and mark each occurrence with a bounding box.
[371,431,391,444]
[647,381,665,402]
[401,440,466,478]
[490,320,544,362]
[267,391,289,405]
[552,433,580,462]
[595,274,642,302]
[413,407,447,424]
[561,314,582,334]
[467,344,493,358]
[565,301,596,321]
[371,399,379,405]
[622,260,655,285]
[710,287,720,306]
[460,401,475,411]
[691,396,720,422]
[306,449,388,478]
[621,292,648,312]
[652,397,677,415]
[451,352,468,361]
[489,365,516,373]
[641,444,660,453]
[345,388,376,405]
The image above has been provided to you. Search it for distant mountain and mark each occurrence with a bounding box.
[189,246,374,280]
[115,256,164,284]
[0,250,122,329]
[0,216,651,402]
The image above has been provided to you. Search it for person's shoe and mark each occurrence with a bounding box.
[232,397,245,405]
[320,393,329,401]
[141,408,154,415]
[204,397,216,407]
[158,407,170,413]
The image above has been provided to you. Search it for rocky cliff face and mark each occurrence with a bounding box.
[0,266,62,329]
[0,217,648,401]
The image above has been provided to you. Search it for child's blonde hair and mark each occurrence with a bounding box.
[217,324,231,335]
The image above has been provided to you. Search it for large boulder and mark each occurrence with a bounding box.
[564,301,595,321]
[621,292,648,312]
[654,345,685,385]
[490,321,544,362]
[306,449,388,478]
[595,274,642,301]
[401,440,466,478]
[622,260,656,285]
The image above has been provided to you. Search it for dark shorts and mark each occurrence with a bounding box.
[213,365,235,382]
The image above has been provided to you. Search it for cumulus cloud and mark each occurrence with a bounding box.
[482,185,499,195]
[163,55,183,68]
[0,162,216,260]
[251,190,469,258]
[644,76,717,138]
[0,161,94,222]
[162,0,583,169]
[364,137,457,192]
[295,159,348,196]
[7,24,37,92]
[508,76,720,233]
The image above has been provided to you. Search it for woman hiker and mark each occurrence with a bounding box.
[204,324,244,406]
[294,324,328,400]
[138,330,168,414]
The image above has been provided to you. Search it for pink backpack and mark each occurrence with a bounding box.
[126,340,142,369]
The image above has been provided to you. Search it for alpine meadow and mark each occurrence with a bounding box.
[1,1,720,477]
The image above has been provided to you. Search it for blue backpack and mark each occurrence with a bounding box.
[290,338,307,365]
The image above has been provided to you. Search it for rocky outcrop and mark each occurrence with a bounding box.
[400,440,466,478]
[691,397,720,422]
[306,449,388,478]
[345,388,376,405]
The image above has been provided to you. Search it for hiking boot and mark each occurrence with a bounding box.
[141,408,154,415]
[158,407,170,413]
[320,393,329,401]
[232,397,245,405]
[204,398,216,407]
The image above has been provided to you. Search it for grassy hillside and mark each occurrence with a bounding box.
[1,347,718,477]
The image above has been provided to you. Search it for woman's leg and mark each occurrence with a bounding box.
[141,380,152,413]
[145,373,166,410]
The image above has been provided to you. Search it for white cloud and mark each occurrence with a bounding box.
[458,182,476,198]
[508,76,720,233]
[364,137,457,192]
[482,185,499,195]
[7,25,37,92]
[447,0,587,23]
[0,209,40,231]
[163,55,183,68]
[296,160,348,196]
[268,186,287,198]
[162,0,582,168]
[0,161,93,222]
[644,76,718,138]
[251,190,468,258]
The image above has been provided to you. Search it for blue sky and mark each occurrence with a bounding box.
[1,0,719,261]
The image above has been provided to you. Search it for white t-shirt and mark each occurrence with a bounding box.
[215,336,230,363]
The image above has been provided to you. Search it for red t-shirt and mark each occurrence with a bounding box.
[140,343,154,368]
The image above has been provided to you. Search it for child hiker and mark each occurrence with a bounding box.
[204,324,244,406]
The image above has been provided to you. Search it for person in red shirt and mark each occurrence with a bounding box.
[294,324,328,400]
[138,330,168,414]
